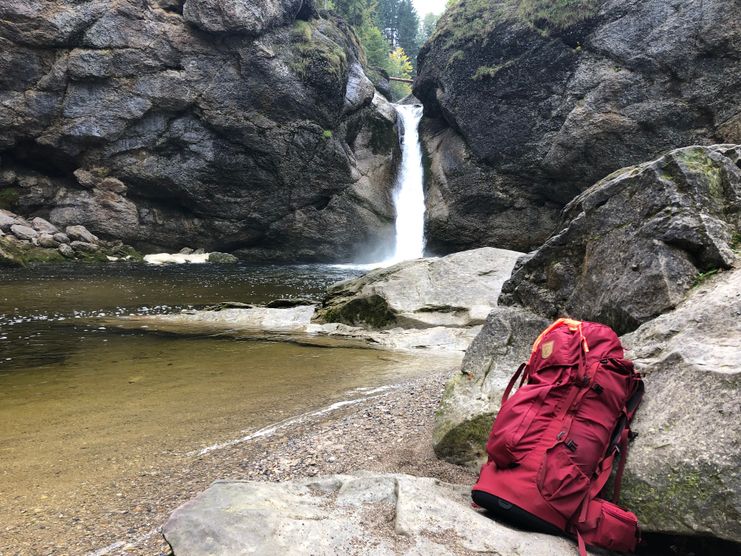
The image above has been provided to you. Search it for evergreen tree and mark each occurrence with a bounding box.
[396,0,420,65]
[359,24,392,68]
[419,12,439,45]
[332,0,375,27]
[376,0,399,45]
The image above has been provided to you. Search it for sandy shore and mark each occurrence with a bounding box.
[4,367,476,555]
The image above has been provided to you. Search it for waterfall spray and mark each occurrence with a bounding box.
[388,104,425,263]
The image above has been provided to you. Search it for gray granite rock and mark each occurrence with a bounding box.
[183,0,306,35]
[30,216,58,234]
[65,225,98,244]
[52,232,70,244]
[163,473,589,555]
[57,243,74,258]
[0,0,398,261]
[500,145,741,334]
[432,307,550,467]
[315,247,523,329]
[36,233,59,248]
[415,0,740,253]
[0,210,30,230]
[619,266,741,542]
[10,224,38,240]
[70,240,99,253]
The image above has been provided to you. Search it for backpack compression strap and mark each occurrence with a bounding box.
[529,318,590,361]
[502,318,591,405]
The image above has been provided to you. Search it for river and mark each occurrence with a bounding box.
[0,262,458,555]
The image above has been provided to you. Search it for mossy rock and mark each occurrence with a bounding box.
[288,19,348,94]
[0,236,65,266]
[110,244,144,261]
[621,462,738,538]
[318,294,397,328]
[0,186,20,211]
[207,251,238,264]
[436,0,602,49]
[433,412,494,467]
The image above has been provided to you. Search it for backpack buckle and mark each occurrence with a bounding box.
[565,439,578,452]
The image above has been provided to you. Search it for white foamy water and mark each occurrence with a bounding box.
[335,104,427,271]
[390,104,426,262]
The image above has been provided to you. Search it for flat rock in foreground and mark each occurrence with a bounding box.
[162,473,584,555]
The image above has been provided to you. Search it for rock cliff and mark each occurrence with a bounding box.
[0,0,399,261]
[415,0,741,253]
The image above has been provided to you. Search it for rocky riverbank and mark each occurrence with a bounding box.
[0,208,141,266]
[4,369,471,555]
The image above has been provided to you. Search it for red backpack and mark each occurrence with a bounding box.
[472,318,644,555]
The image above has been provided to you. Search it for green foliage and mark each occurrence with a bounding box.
[374,0,420,65]
[387,47,413,99]
[692,268,719,288]
[517,0,602,30]
[332,0,375,27]
[292,20,313,42]
[322,129,333,139]
[358,24,393,68]
[0,187,20,210]
[396,0,420,64]
[448,49,465,63]
[731,232,741,252]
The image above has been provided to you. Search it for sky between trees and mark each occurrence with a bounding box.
[412,0,447,15]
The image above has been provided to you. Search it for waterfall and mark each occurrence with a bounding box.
[388,104,425,263]
[333,103,426,270]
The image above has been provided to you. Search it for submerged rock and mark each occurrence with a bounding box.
[620,267,741,542]
[315,247,522,328]
[162,473,586,555]
[501,145,741,334]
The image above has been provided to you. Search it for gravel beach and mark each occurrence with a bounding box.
[4,367,477,556]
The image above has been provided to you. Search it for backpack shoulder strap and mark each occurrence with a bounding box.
[501,363,528,405]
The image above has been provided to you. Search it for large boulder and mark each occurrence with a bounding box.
[162,473,588,555]
[501,145,741,334]
[432,307,549,467]
[619,266,741,542]
[314,247,523,328]
[415,0,741,253]
[0,0,398,262]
